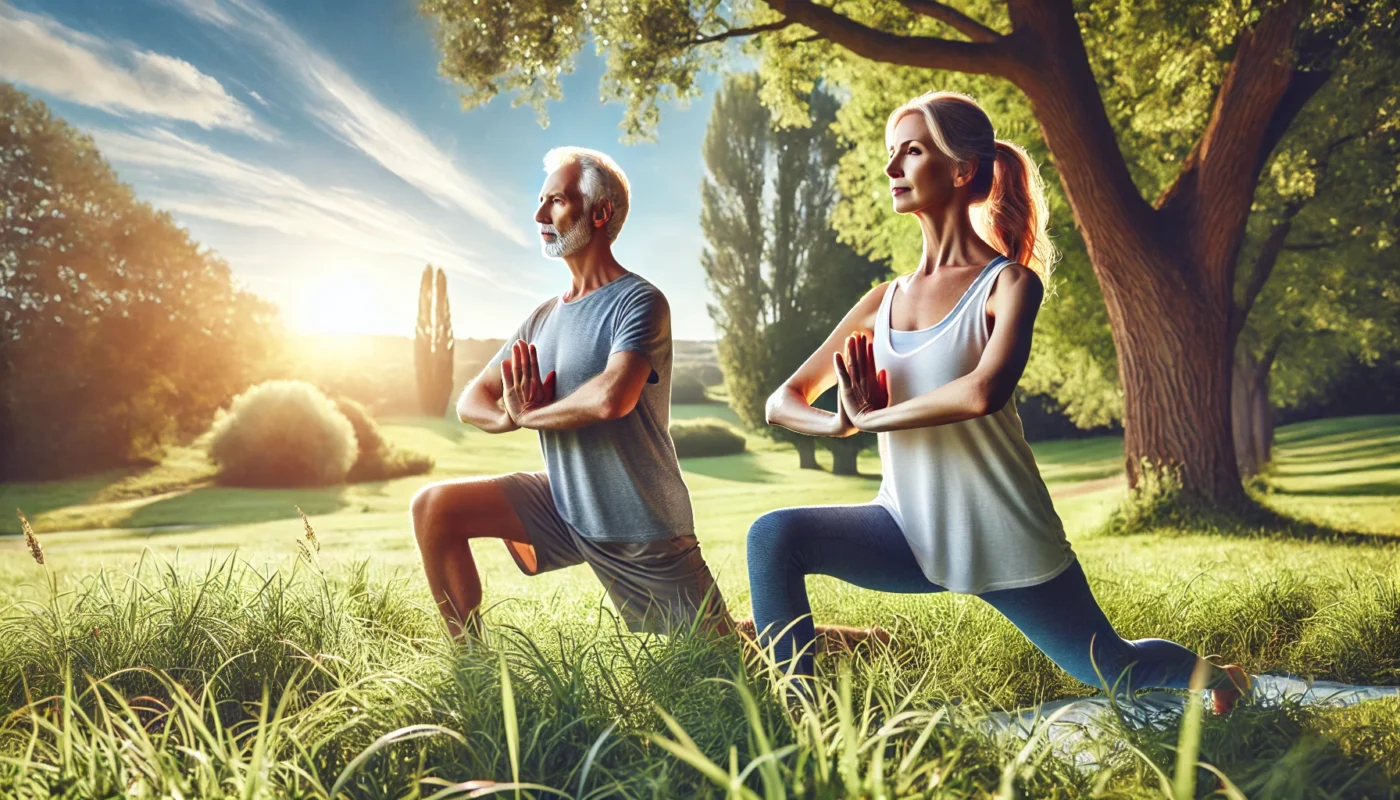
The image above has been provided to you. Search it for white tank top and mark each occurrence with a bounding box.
[872,256,1076,594]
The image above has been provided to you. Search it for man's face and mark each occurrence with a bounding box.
[535,162,592,259]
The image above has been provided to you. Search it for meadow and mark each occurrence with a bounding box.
[1,411,1398,798]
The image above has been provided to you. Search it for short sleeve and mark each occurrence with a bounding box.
[488,300,552,368]
[611,286,669,380]
[487,322,524,368]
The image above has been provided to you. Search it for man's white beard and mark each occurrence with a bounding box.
[541,215,592,259]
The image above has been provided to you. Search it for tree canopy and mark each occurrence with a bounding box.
[0,84,282,480]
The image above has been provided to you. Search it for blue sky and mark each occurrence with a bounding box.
[1,0,725,339]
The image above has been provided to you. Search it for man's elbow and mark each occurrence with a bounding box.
[598,394,638,422]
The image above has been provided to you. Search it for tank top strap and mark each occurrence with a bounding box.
[970,255,1012,339]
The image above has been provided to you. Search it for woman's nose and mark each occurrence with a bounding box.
[885,160,902,179]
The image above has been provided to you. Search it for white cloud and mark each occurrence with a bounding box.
[0,2,270,138]
[87,125,519,288]
[164,0,531,248]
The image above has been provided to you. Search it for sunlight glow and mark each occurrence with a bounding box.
[290,271,400,336]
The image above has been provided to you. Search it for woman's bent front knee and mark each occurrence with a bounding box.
[746,510,804,563]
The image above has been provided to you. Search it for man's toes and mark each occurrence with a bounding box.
[734,618,757,640]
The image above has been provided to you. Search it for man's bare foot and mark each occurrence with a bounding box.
[1211,664,1251,714]
[731,619,890,654]
[735,618,757,641]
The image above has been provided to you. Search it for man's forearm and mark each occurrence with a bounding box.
[517,377,618,430]
[458,388,520,433]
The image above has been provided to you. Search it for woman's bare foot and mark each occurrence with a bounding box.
[815,624,891,654]
[731,619,890,654]
[1211,664,1251,714]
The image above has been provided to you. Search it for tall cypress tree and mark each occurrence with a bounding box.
[432,267,455,416]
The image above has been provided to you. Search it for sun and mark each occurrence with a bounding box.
[291,272,395,336]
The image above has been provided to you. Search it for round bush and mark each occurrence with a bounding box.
[670,418,746,458]
[208,380,358,487]
[671,371,710,404]
[332,395,435,483]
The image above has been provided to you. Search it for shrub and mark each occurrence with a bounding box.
[207,380,357,487]
[332,395,435,482]
[671,371,710,404]
[670,418,746,458]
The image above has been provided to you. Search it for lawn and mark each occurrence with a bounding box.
[1,412,1397,797]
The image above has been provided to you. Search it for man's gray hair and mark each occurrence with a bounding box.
[543,147,631,243]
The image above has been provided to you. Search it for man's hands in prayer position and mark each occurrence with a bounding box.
[501,340,556,426]
[834,332,889,431]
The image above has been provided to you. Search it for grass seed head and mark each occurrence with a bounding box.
[17,508,44,565]
[296,505,321,553]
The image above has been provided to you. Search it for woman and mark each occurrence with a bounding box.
[746,91,1250,713]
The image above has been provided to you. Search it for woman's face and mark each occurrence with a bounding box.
[885,112,972,215]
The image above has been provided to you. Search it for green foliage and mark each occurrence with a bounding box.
[1235,21,1400,412]
[0,84,284,480]
[670,370,710,404]
[414,265,455,417]
[670,418,746,458]
[702,73,885,462]
[207,380,358,487]
[332,395,435,483]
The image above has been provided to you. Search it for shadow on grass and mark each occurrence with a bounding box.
[1102,493,1399,547]
[121,484,350,531]
[681,452,782,484]
[0,469,139,534]
[1273,441,1400,468]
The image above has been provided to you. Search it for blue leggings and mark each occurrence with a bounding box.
[747,504,1233,693]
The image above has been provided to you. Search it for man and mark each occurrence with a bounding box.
[411,146,731,639]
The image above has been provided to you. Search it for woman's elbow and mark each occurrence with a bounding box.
[967,381,1000,419]
[763,387,788,426]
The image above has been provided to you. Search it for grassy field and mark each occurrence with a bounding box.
[1,412,1398,797]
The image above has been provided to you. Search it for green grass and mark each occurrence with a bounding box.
[1,413,1398,797]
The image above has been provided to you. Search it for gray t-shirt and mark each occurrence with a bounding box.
[488,272,694,542]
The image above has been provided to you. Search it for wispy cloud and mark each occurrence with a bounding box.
[87,125,513,286]
[0,1,271,138]
[164,0,531,247]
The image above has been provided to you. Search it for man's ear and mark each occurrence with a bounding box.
[592,198,613,229]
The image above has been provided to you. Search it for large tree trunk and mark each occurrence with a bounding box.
[1232,347,1276,479]
[826,437,863,476]
[1001,0,1310,508]
[794,436,820,470]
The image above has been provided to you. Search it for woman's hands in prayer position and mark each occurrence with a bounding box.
[834,332,889,431]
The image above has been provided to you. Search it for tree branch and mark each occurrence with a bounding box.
[897,0,1001,42]
[763,0,1017,77]
[1282,237,1346,252]
[1155,0,1307,291]
[1232,202,1302,341]
[691,19,797,45]
[1254,68,1334,185]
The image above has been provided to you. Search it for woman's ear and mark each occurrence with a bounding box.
[953,157,978,188]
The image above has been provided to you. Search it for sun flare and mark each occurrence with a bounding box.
[291,272,397,337]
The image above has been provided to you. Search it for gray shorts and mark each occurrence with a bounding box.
[496,471,729,635]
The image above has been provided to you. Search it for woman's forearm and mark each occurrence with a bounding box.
[765,385,853,438]
[858,375,990,433]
